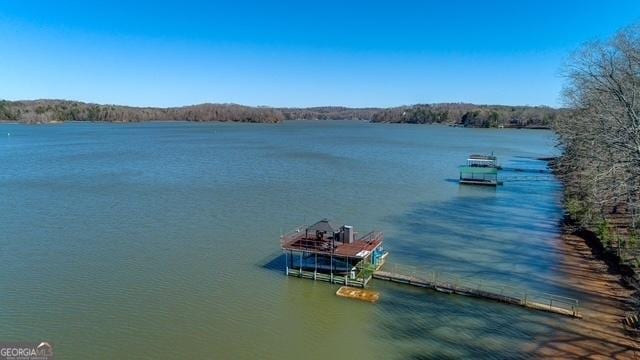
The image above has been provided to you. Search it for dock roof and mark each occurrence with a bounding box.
[468,154,497,161]
[307,219,337,233]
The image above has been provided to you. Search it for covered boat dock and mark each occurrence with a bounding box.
[280,219,387,287]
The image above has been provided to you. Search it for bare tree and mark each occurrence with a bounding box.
[557,23,640,268]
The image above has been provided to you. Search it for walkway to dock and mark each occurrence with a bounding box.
[501,175,554,182]
[373,265,581,318]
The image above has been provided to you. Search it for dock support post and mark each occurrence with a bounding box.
[285,252,289,275]
[330,252,334,284]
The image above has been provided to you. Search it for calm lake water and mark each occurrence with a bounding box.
[0,121,576,359]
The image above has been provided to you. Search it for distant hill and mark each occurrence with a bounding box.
[0,100,285,123]
[0,100,561,128]
[278,106,380,121]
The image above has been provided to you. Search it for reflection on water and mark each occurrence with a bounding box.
[0,121,570,359]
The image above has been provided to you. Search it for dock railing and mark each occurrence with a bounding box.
[380,264,580,317]
[357,230,384,243]
[500,175,554,182]
[280,225,307,243]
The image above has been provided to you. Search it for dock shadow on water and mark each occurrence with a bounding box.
[259,251,286,273]
[375,284,568,359]
[383,178,569,296]
[374,160,580,358]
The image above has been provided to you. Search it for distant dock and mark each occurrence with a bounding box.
[459,154,500,186]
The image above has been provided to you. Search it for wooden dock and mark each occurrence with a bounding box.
[373,269,581,318]
[501,175,554,182]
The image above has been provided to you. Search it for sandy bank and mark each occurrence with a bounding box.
[532,231,639,359]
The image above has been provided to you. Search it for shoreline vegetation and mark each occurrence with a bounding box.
[554,23,640,304]
[0,99,559,128]
[546,23,640,356]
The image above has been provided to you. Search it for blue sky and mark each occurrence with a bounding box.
[0,1,638,108]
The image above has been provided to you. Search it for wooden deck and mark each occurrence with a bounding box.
[373,270,581,318]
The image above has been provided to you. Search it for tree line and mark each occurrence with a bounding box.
[0,100,285,123]
[279,106,379,121]
[555,24,640,293]
[0,99,560,128]
[370,103,560,128]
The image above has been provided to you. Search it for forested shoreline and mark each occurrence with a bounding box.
[0,99,559,128]
[371,103,560,127]
[0,100,285,123]
[554,24,640,319]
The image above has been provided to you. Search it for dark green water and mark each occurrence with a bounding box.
[0,121,575,359]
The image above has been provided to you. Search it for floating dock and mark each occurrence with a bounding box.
[336,286,380,303]
[459,154,500,186]
[373,268,581,318]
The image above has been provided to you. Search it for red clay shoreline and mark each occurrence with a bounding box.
[532,229,639,359]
